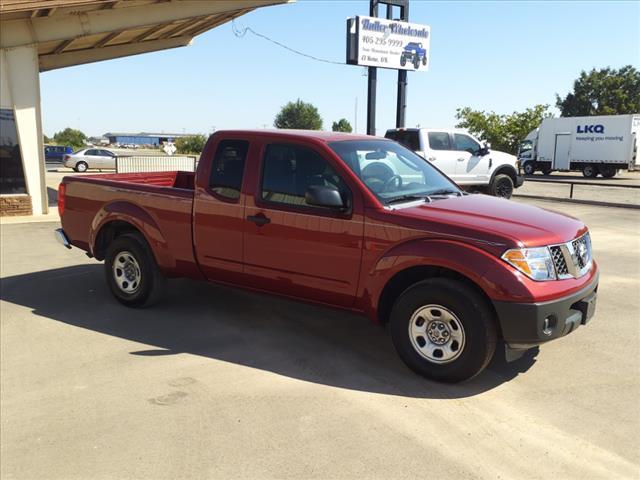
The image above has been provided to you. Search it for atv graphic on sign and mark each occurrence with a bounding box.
[400,42,427,69]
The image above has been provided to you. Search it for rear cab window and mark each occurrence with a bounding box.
[427,132,452,151]
[386,130,421,151]
[209,139,249,201]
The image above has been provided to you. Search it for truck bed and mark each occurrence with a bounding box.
[78,171,196,190]
[60,171,199,278]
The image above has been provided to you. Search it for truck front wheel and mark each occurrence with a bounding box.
[105,232,165,308]
[582,165,597,178]
[389,278,497,383]
[490,174,514,198]
[523,162,536,175]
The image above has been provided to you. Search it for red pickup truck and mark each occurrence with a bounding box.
[56,130,598,382]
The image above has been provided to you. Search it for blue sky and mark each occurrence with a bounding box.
[40,0,639,137]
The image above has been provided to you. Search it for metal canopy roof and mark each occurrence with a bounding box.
[0,0,290,71]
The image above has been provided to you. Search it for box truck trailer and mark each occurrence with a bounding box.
[518,114,639,177]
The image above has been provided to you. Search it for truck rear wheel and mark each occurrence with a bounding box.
[490,174,514,198]
[598,165,617,178]
[389,278,497,383]
[105,232,165,308]
[582,165,597,178]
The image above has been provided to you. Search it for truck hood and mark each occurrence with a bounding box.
[489,149,517,166]
[392,194,587,252]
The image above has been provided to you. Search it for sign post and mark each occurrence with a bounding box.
[346,0,430,135]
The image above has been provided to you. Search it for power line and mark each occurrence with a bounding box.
[232,20,345,66]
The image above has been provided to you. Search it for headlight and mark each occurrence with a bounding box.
[502,247,556,281]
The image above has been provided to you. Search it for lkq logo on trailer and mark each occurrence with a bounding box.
[346,15,431,71]
[577,124,605,134]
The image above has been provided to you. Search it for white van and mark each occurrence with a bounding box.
[385,128,523,198]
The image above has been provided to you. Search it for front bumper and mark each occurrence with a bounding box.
[514,173,525,188]
[493,271,598,350]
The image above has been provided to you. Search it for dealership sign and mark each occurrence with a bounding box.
[346,15,431,71]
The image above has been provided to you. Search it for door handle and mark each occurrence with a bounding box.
[457,158,465,162]
[247,214,271,226]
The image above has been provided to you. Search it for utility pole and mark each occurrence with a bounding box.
[366,0,410,135]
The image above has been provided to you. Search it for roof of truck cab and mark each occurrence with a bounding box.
[216,129,381,143]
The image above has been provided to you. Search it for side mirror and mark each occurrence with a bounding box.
[477,144,490,156]
[305,185,345,209]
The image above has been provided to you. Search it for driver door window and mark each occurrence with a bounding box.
[453,134,480,155]
[260,144,349,211]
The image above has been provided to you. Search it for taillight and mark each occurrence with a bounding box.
[58,183,66,217]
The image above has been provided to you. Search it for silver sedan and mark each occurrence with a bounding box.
[63,148,117,172]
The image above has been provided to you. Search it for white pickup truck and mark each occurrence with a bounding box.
[385,128,524,198]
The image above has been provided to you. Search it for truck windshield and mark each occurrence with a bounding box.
[329,140,460,204]
[519,140,532,153]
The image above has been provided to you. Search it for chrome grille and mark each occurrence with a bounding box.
[550,246,569,275]
[550,232,592,279]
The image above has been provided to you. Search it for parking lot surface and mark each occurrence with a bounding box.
[1,199,639,479]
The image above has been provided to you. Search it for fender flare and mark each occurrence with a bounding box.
[360,238,533,322]
[489,164,518,185]
[89,201,174,270]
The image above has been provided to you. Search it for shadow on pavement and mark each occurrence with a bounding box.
[0,264,538,399]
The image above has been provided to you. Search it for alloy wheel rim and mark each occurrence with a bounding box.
[113,251,141,294]
[497,179,512,197]
[408,304,466,364]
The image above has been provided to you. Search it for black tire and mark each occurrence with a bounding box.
[599,165,617,178]
[582,165,597,178]
[523,162,535,175]
[400,56,406,66]
[413,56,420,69]
[76,161,88,173]
[422,55,427,65]
[490,174,514,198]
[389,278,497,383]
[104,232,165,308]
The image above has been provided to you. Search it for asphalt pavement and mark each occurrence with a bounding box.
[1,199,639,479]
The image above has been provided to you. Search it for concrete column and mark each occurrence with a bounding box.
[0,46,48,215]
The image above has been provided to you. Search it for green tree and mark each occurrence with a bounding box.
[274,99,323,130]
[53,128,87,150]
[455,105,553,155]
[175,134,207,154]
[556,65,640,116]
[43,134,51,144]
[331,118,353,133]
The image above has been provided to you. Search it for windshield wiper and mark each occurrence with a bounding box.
[385,194,432,205]
[427,189,462,197]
